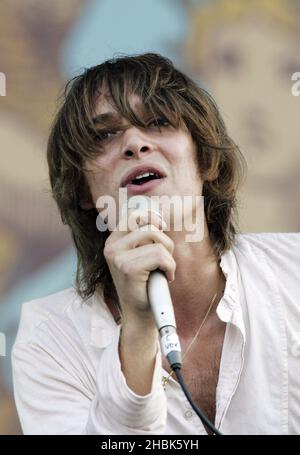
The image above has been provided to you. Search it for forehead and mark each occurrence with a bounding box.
[94,92,144,118]
[91,87,184,130]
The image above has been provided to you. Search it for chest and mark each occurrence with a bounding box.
[162,323,226,430]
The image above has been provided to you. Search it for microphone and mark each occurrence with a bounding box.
[121,195,182,369]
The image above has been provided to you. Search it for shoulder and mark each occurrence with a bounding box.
[13,287,91,346]
[233,232,300,301]
[233,232,300,263]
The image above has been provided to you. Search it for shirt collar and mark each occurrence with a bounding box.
[217,246,245,337]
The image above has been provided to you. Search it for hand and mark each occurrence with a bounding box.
[103,209,176,322]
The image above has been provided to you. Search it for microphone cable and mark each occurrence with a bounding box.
[171,364,223,436]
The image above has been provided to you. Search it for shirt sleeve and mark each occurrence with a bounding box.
[85,327,167,434]
[12,322,167,435]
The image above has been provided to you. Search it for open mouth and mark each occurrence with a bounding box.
[121,166,166,188]
[130,172,162,186]
[121,167,166,195]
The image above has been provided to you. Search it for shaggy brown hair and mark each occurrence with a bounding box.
[47,53,247,305]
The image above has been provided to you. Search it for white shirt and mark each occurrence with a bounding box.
[11,233,300,435]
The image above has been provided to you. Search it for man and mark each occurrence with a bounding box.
[12,53,300,435]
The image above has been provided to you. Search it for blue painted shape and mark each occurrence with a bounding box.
[60,0,188,76]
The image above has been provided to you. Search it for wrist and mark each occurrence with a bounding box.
[121,313,157,334]
[120,302,156,329]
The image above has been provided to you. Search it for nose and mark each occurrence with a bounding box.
[121,127,153,159]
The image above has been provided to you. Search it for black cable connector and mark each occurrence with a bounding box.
[172,365,223,436]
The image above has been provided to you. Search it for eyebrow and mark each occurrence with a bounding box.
[91,106,162,129]
[92,112,122,125]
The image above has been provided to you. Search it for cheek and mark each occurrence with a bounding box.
[85,155,114,187]
[87,153,113,172]
[176,136,199,171]
[164,132,196,160]
[166,135,201,182]
[84,169,109,205]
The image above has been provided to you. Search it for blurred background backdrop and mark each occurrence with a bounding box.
[0,0,299,434]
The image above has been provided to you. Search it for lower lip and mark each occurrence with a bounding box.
[124,178,166,195]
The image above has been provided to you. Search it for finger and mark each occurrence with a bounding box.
[112,208,167,237]
[106,228,175,257]
[115,243,176,282]
[122,208,166,231]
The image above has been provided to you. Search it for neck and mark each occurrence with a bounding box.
[167,222,226,339]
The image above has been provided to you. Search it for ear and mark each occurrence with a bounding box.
[203,156,219,182]
[205,170,219,182]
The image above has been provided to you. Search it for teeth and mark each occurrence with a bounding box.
[127,171,161,185]
[134,172,156,180]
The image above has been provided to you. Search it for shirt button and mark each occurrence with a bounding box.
[184,410,193,419]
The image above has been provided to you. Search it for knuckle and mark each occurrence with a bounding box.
[169,238,175,252]
[120,262,132,277]
[168,255,175,267]
[166,237,174,253]
[156,231,173,252]
[155,242,166,257]
[103,243,113,258]
[113,254,122,270]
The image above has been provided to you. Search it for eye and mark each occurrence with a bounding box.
[148,117,170,128]
[94,130,118,143]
